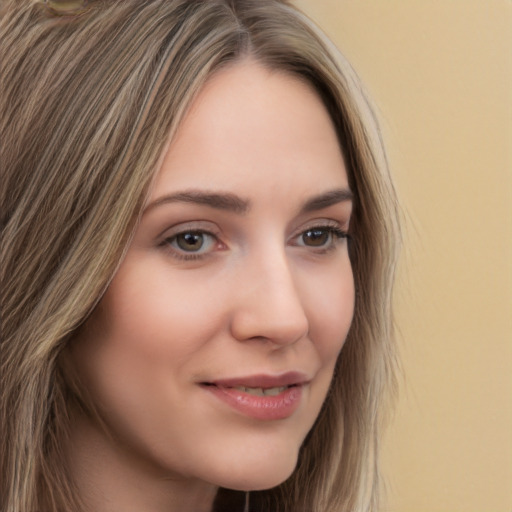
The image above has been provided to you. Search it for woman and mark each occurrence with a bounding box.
[0,1,400,511]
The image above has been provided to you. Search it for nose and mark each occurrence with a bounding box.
[229,250,309,346]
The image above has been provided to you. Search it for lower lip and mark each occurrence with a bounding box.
[202,384,303,420]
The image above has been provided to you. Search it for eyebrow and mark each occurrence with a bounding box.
[144,190,250,215]
[299,188,353,214]
[144,187,353,216]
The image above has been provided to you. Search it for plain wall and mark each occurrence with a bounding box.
[295,1,512,511]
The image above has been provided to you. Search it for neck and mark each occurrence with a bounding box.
[64,414,217,512]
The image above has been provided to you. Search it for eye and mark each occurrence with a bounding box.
[175,232,208,252]
[162,230,218,259]
[301,228,331,247]
[294,225,348,250]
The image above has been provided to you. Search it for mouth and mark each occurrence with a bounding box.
[222,384,294,396]
[199,372,308,420]
[201,382,299,397]
[202,371,309,389]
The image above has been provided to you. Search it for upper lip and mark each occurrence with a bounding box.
[204,371,310,389]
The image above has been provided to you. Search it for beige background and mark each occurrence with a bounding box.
[295,1,512,511]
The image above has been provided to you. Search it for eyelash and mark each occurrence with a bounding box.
[160,223,349,262]
[159,229,221,261]
[293,224,349,253]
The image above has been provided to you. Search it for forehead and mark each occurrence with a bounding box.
[151,59,348,200]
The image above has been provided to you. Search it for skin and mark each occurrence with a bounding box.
[67,59,355,512]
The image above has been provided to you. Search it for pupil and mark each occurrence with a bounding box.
[303,229,328,246]
[177,232,204,251]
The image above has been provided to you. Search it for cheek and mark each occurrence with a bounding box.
[72,258,226,407]
[98,259,218,355]
[302,258,355,362]
[68,275,214,466]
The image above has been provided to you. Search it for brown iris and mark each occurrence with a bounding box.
[176,232,205,252]
[302,229,330,247]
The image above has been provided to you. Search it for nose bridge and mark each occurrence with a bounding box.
[230,245,309,345]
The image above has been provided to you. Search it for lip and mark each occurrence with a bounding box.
[200,372,309,421]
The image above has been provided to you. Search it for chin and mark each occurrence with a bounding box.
[209,451,299,492]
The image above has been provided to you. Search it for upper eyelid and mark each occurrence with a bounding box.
[291,218,348,236]
[157,220,221,240]
[291,225,348,243]
[158,219,348,238]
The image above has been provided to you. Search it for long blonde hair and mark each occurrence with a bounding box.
[0,1,400,510]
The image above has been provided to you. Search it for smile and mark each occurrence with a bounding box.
[200,372,308,421]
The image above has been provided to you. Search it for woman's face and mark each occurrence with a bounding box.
[71,60,354,494]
